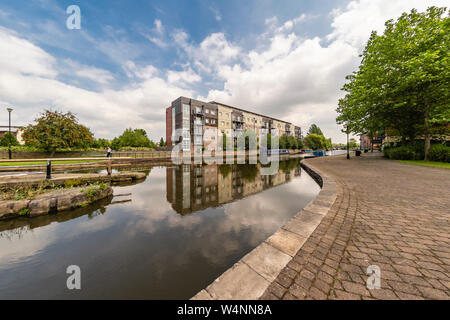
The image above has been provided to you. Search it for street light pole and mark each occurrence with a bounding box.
[346,126,350,159]
[7,107,13,159]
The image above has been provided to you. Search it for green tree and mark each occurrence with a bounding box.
[91,138,110,149]
[22,110,94,156]
[296,137,304,149]
[307,124,324,136]
[279,134,288,149]
[222,133,227,151]
[0,133,20,147]
[287,136,297,149]
[304,134,328,150]
[349,138,358,149]
[111,128,156,150]
[159,137,165,146]
[337,7,449,160]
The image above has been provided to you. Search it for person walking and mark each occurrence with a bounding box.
[106,147,112,158]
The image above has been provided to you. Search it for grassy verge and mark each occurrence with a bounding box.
[0,160,104,166]
[397,160,450,169]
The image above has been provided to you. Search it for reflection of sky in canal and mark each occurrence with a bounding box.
[0,160,319,299]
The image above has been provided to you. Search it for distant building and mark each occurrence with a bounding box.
[360,133,384,151]
[165,97,302,150]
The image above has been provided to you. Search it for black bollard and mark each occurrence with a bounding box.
[107,160,112,176]
[46,160,52,179]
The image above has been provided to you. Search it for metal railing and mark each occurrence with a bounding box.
[110,151,172,159]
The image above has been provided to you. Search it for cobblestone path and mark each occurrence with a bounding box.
[261,153,450,300]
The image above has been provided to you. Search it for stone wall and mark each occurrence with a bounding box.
[0,186,113,220]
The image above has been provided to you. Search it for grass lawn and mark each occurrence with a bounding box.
[397,160,450,169]
[0,160,104,166]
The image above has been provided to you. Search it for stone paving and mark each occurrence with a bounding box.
[261,152,450,300]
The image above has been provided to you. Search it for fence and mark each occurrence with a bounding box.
[110,151,172,159]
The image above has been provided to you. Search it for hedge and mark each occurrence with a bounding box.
[384,144,450,162]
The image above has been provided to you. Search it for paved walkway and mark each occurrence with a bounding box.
[261,152,450,300]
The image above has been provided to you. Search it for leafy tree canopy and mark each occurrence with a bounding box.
[304,134,331,150]
[307,124,324,136]
[22,110,94,155]
[111,128,155,150]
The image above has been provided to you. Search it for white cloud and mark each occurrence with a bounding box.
[276,13,315,33]
[0,26,56,78]
[327,0,447,49]
[123,61,159,79]
[209,6,222,22]
[154,19,164,34]
[167,68,201,85]
[173,31,240,73]
[63,59,114,84]
[142,19,168,48]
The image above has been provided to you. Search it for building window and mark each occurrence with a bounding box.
[206,119,209,124]
[211,110,216,115]
[221,121,225,126]
[183,104,190,114]
[226,113,229,118]
[219,112,222,116]
[205,109,210,114]
[227,122,229,126]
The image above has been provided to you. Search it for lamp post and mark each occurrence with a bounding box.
[7,107,13,159]
[346,125,350,160]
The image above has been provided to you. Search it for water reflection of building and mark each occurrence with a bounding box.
[166,160,302,215]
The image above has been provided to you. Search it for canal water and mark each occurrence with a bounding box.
[0,159,320,299]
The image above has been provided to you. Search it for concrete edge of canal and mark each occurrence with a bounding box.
[191,158,337,300]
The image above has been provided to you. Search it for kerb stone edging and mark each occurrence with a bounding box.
[191,159,337,300]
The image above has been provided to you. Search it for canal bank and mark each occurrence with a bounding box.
[260,152,450,300]
[0,171,146,190]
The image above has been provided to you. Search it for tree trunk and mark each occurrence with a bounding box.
[50,148,56,158]
[424,109,431,161]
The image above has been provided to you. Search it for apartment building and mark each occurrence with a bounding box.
[166,96,302,149]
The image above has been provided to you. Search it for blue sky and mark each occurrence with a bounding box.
[0,0,445,142]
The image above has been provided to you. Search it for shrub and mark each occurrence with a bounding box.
[428,144,450,162]
[0,133,20,147]
[65,179,81,188]
[384,143,450,162]
[384,146,418,160]
[18,208,30,216]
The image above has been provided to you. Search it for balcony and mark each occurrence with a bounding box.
[193,107,203,115]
